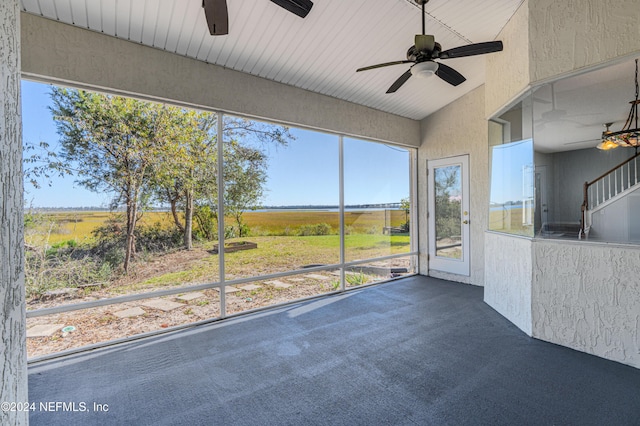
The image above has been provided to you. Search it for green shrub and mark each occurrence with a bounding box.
[46,239,78,257]
[346,272,370,286]
[135,222,183,253]
[193,204,218,240]
[298,223,332,236]
[25,249,112,298]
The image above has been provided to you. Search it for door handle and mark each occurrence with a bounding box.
[462,220,469,224]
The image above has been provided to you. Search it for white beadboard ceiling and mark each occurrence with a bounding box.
[20,0,524,121]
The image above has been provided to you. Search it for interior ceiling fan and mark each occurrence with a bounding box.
[357,0,503,93]
[202,0,313,35]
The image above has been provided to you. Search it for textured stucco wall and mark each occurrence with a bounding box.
[20,13,420,147]
[485,1,530,118]
[0,1,28,424]
[484,232,533,335]
[529,0,640,84]
[418,86,489,285]
[532,240,640,368]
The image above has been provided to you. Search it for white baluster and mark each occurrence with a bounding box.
[627,162,631,189]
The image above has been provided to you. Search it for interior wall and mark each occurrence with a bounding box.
[418,86,488,286]
[483,0,640,369]
[533,151,554,227]
[484,232,532,335]
[485,0,530,118]
[540,148,632,223]
[532,239,640,369]
[20,13,420,148]
[529,0,640,84]
[500,109,523,142]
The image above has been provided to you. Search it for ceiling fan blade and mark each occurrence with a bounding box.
[440,41,503,59]
[270,0,314,18]
[435,63,466,86]
[357,61,413,72]
[202,0,228,35]
[386,69,413,94]
[415,34,435,54]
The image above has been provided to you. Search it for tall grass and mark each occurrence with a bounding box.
[24,209,411,299]
[28,209,409,243]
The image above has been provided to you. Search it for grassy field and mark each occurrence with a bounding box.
[25,210,413,357]
[24,209,411,298]
[488,207,533,237]
[24,210,177,245]
[242,209,407,232]
[125,233,410,291]
[26,209,409,245]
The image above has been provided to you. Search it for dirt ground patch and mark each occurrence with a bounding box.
[26,246,412,358]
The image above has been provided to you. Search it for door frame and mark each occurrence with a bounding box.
[427,155,470,276]
[534,165,548,234]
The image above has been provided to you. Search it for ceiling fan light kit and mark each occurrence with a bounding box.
[355,0,503,93]
[597,59,640,150]
[411,61,439,78]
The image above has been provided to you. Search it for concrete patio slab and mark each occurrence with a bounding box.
[305,274,330,281]
[274,282,293,289]
[265,280,293,289]
[237,284,261,291]
[213,286,240,294]
[176,292,205,302]
[141,299,184,312]
[113,307,146,319]
[27,324,65,338]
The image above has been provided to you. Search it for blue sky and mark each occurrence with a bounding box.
[489,139,534,204]
[21,80,410,208]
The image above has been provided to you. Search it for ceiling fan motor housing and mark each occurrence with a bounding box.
[407,42,441,62]
[355,0,503,93]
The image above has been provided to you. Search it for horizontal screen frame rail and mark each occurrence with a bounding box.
[26,251,417,318]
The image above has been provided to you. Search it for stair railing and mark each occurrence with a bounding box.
[581,152,640,237]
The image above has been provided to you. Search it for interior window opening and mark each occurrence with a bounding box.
[488,55,640,244]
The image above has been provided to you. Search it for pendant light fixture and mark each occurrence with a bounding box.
[597,59,640,150]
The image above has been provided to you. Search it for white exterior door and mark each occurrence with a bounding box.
[428,155,470,276]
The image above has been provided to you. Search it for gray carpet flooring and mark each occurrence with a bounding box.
[28,276,640,425]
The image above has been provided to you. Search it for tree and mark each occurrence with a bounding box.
[400,197,410,232]
[151,114,293,247]
[220,116,293,237]
[35,89,294,265]
[434,166,461,240]
[49,89,168,272]
[167,116,293,242]
[223,141,268,237]
[150,109,218,250]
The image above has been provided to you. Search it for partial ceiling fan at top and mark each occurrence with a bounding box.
[356,0,503,93]
[534,83,603,132]
[202,0,313,35]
